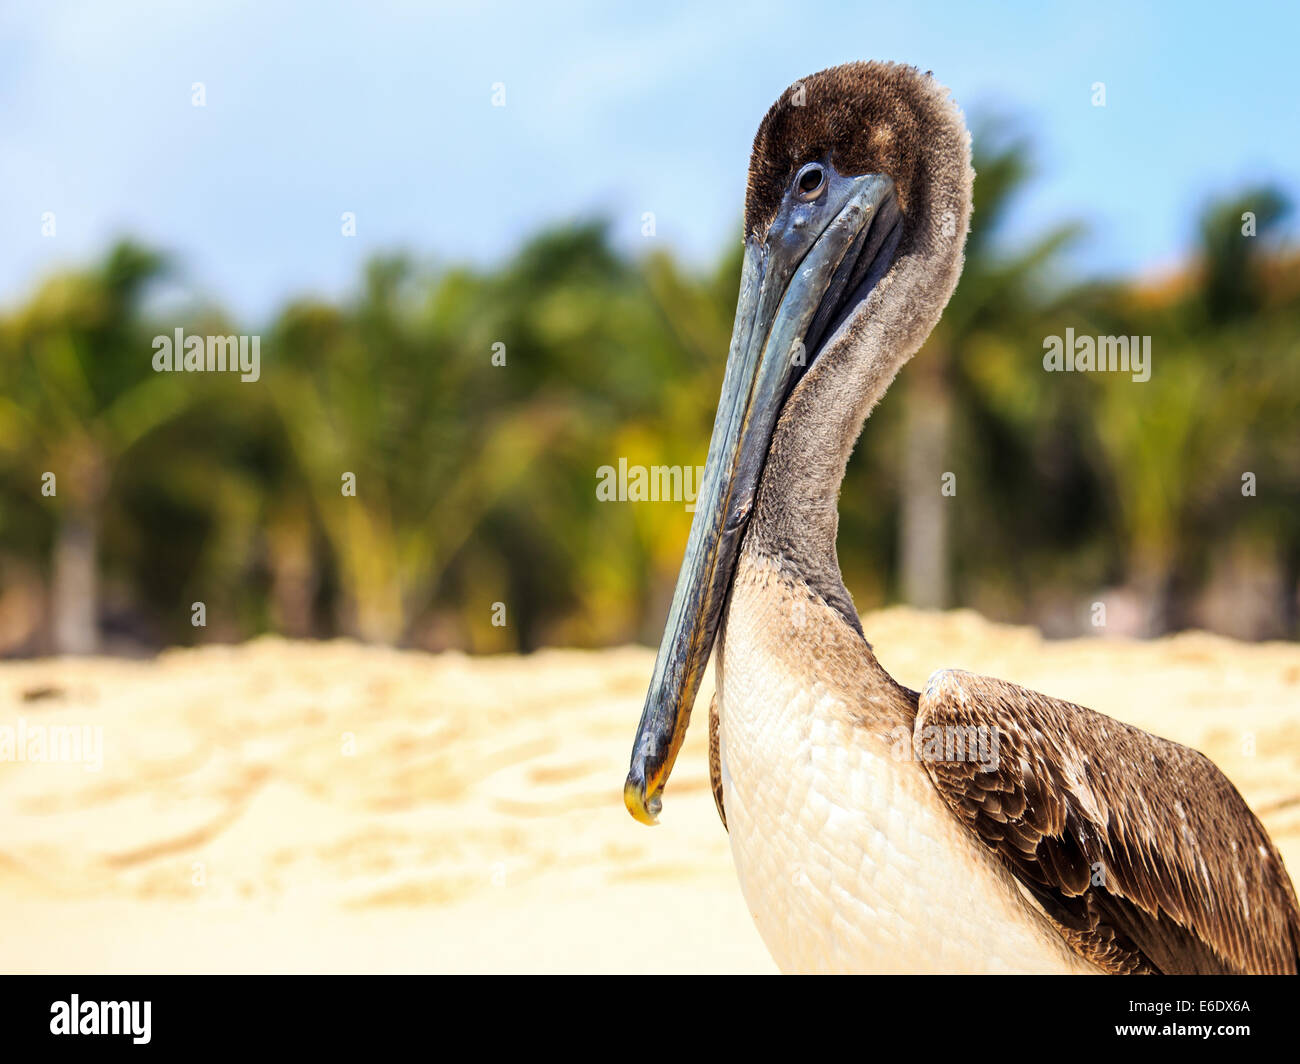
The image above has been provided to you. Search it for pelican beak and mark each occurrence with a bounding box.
[625,167,902,824]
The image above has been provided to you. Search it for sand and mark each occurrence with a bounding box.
[1,608,1297,973]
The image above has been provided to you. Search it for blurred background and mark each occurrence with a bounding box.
[1,0,1298,658]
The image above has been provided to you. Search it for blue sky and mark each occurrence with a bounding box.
[2,0,1297,321]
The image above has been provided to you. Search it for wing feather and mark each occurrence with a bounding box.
[917,668,1300,974]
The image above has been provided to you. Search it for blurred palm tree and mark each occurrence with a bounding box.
[1082,186,1295,632]
[0,177,1293,654]
[457,223,731,649]
[0,241,195,653]
[269,250,574,645]
[894,121,1082,609]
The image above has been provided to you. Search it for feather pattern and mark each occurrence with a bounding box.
[917,668,1300,974]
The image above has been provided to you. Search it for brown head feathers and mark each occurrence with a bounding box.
[745,62,971,252]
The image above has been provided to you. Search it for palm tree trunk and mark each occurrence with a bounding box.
[1280,538,1300,640]
[335,506,404,644]
[1125,543,1173,636]
[899,356,953,608]
[268,505,319,637]
[52,507,99,654]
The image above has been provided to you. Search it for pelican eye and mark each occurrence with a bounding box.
[796,163,826,201]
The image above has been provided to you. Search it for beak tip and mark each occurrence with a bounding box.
[623,770,662,826]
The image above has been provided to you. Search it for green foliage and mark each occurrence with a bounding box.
[1,161,1297,653]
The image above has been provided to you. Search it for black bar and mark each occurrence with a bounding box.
[0,974,1291,1050]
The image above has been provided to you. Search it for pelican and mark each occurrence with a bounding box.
[623,61,1300,974]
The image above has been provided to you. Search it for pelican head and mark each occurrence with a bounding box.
[625,62,973,824]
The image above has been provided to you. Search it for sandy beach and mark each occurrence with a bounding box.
[2,608,1298,973]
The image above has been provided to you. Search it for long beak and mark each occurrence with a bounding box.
[624,171,900,824]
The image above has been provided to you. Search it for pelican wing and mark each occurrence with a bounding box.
[916,669,1300,974]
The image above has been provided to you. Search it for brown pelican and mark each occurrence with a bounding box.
[623,61,1300,974]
